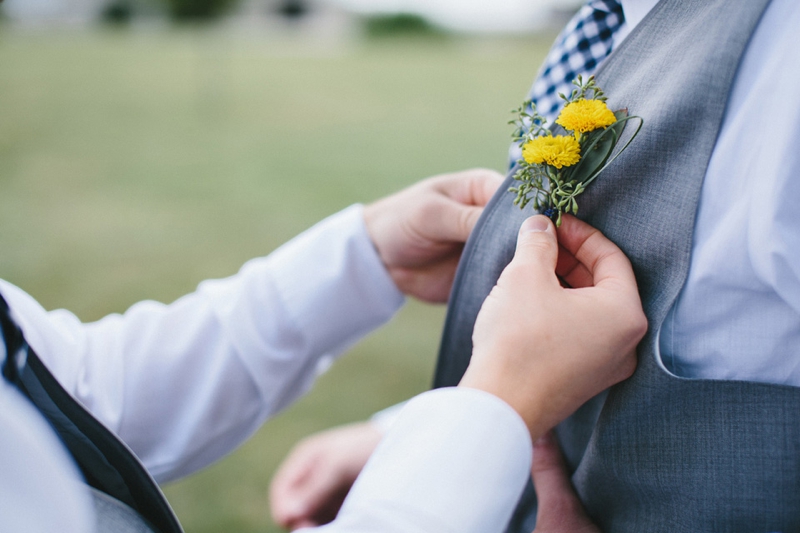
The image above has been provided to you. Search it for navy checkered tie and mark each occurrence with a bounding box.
[531,0,625,121]
[509,0,625,164]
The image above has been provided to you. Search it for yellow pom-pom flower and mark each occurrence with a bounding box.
[556,99,617,134]
[522,135,581,169]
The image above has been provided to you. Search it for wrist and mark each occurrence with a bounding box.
[363,200,405,289]
[362,200,389,265]
[458,368,548,442]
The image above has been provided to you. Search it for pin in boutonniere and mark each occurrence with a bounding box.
[508,75,642,226]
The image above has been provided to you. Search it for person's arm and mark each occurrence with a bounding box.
[280,214,646,532]
[0,205,401,483]
[1,168,502,483]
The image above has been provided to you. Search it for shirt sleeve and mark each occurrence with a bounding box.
[0,204,405,482]
[308,388,533,533]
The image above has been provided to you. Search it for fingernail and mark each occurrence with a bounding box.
[521,216,550,233]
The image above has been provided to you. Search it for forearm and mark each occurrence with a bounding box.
[1,205,405,482]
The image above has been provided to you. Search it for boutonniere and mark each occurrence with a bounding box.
[508,75,642,226]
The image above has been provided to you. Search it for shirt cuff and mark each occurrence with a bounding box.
[332,388,533,533]
[369,400,407,434]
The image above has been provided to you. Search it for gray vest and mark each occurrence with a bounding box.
[434,0,800,531]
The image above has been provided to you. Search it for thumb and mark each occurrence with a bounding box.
[450,203,486,244]
[513,215,559,278]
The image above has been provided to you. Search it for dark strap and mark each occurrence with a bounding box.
[0,294,183,533]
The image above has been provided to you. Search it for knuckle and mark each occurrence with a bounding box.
[614,303,648,341]
[627,307,649,340]
[465,168,504,201]
[470,167,504,181]
[457,206,478,234]
[416,197,443,224]
[520,233,556,257]
[461,167,493,177]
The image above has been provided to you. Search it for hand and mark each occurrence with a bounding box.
[269,422,382,530]
[363,168,503,303]
[531,432,600,533]
[460,214,647,440]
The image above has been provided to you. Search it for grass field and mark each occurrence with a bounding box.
[0,27,549,532]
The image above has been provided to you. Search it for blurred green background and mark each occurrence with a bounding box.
[0,28,549,532]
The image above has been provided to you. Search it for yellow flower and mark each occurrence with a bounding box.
[522,135,581,169]
[556,99,617,134]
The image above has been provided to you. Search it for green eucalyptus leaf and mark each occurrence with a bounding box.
[581,113,644,187]
[567,109,629,184]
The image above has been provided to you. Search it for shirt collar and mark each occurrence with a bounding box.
[613,0,659,47]
[621,0,660,32]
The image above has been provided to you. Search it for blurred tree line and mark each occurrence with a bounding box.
[100,0,441,37]
[101,0,308,24]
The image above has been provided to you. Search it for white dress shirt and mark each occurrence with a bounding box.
[655,0,800,385]
[0,205,532,532]
[586,0,800,385]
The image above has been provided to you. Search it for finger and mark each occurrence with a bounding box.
[388,253,461,303]
[467,169,505,206]
[426,199,486,244]
[511,216,560,281]
[416,169,503,244]
[272,484,312,527]
[285,466,344,524]
[556,215,637,290]
[531,432,574,500]
[270,445,343,526]
[531,432,586,526]
[459,204,488,241]
[271,444,314,491]
[434,168,504,207]
[555,244,593,289]
[270,454,316,525]
[289,518,318,531]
